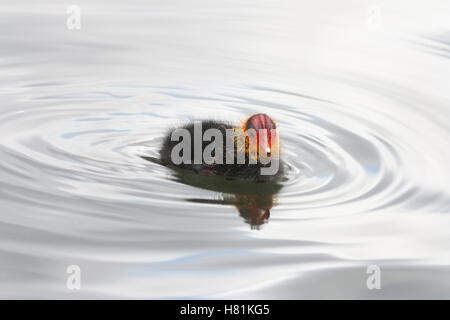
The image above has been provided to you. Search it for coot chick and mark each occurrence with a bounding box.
[159,113,282,180]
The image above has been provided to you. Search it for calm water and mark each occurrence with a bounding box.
[1,0,450,299]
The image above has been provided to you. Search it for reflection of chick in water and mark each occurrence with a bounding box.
[143,116,284,228]
[232,194,273,229]
[139,156,283,228]
[165,168,282,229]
[143,153,282,228]
[189,193,276,229]
[168,165,282,228]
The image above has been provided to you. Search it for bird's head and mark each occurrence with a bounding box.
[241,113,279,161]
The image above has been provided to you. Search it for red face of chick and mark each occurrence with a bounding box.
[244,113,277,155]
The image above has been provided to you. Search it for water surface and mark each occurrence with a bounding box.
[1,0,450,298]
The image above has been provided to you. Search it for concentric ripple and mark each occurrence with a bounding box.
[1,82,448,221]
[1,79,450,298]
